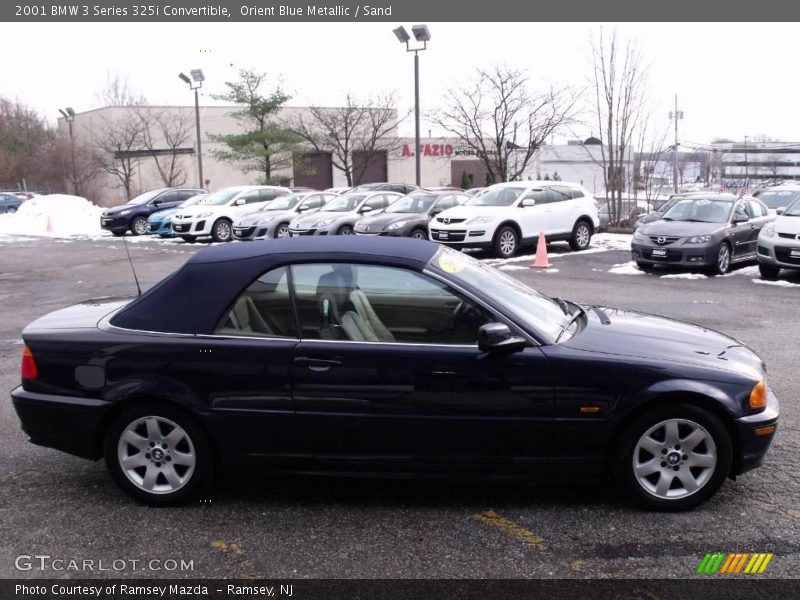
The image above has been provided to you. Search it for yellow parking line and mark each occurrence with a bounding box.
[471,511,546,550]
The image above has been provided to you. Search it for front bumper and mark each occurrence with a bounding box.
[148,220,173,237]
[289,226,331,237]
[172,218,211,236]
[233,224,271,240]
[631,241,717,267]
[10,386,111,460]
[429,226,493,246]
[100,214,130,232]
[757,234,800,270]
[732,386,780,475]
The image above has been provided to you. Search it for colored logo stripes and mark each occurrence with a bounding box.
[696,552,773,574]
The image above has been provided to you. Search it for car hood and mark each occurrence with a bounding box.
[357,213,425,230]
[638,220,726,237]
[563,306,764,381]
[774,215,800,235]
[237,209,295,227]
[436,207,507,221]
[149,208,179,222]
[173,205,227,218]
[291,211,352,228]
[103,204,139,216]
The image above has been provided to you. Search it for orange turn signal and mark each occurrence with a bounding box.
[754,425,776,437]
[749,381,767,410]
[580,406,600,414]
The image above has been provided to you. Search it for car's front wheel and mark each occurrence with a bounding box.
[337,225,354,236]
[493,225,519,258]
[615,403,732,511]
[759,263,780,280]
[409,228,428,240]
[569,219,593,251]
[708,242,731,276]
[211,218,233,243]
[130,216,149,236]
[274,223,290,239]
[104,403,214,506]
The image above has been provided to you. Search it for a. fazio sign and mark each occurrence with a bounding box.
[401,143,454,158]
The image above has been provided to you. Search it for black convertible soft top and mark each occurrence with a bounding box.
[110,237,439,334]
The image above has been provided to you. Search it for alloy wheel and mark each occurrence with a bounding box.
[717,244,731,273]
[276,224,290,238]
[499,229,516,256]
[132,217,148,235]
[632,418,717,500]
[339,226,354,235]
[117,416,196,495]
[215,220,232,242]
[411,230,427,240]
[576,224,590,248]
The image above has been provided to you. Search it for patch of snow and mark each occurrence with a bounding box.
[0,195,104,238]
[752,279,800,288]
[498,265,530,271]
[660,272,708,280]
[721,266,760,277]
[609,261,645,275]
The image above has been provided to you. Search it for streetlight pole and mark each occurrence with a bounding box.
[179,70,205,188]
[669,94,683,193]
[393,25,430,187]
[743,135,749,190]
[59,107,77,194]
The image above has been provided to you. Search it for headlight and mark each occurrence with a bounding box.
[386,221,408,230]
[314,218,336,227]
[749,380,767,410]
[466,216,494,225]
[632,229,646,241]
[196,212,213,218]
[761,223,775,238]
[687,235,712,244]
[118,209,131,215]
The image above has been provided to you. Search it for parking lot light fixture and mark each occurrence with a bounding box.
[59,107,77,195]
[179,71,204,188]
[393,24,431,187]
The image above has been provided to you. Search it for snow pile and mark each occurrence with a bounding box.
[660,272,708,280]
[609,261,645,275]
[752,279,800,288]
[0,195,104,238]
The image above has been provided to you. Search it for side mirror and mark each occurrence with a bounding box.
[152,199,161,206]
[521,198,536,208]
[477,323,526,354]
[777,207,785,216]
[234,198,246,206]
[360,205,373,214]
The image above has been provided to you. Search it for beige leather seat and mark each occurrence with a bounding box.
[229,295,273,335]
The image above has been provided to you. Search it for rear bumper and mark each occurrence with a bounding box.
[731,387,780,476]
[10,386,110,460]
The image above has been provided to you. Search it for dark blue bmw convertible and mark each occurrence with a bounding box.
[11,237,779,510]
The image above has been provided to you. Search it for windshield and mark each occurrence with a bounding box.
[428,247,569,343]
[199,188,243,206]
[662,198,732,223]
[758,190,800,209]
[465,186,525,207]
[179,194,207,208]
[261,195,299,211]
[784,197,800,216]
[386,193,436,213]
[127,190,162,205]
[322,194,365,212]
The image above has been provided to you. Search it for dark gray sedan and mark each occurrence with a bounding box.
[631,194,773,275]
[0,192,23,214]
[354,191,468,239]
[288,191,401,236]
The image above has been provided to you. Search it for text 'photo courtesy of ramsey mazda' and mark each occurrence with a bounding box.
[11,238,778,511]
[428,181,600,258]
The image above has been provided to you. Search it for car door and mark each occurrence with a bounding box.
[547,185,578,234]
[515,188,556,238]
[148,190,181,214]
[729,201,754,258]
[288,262,554,472]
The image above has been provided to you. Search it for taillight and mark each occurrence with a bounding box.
[21,345,38,380]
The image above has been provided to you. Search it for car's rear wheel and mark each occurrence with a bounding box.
[569,219,593,251]
[759,263,780,280]
[274,223,290,239]
[615,403,732,511]
[211,218,233,243]
[410,228,428,240]
[708,242,731,276]
[104,403,214,506]
[130,216,148,236]
[493,225,518,258]
[180,235,197,243]
[337,225,354,236]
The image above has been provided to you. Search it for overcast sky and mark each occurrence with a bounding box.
[1,22,796,147]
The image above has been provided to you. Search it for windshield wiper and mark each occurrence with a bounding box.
[661,217,674,221]
[555,306,585,343]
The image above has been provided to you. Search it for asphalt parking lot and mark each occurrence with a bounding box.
[0,233,798,579]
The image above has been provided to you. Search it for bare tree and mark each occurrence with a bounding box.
[93,112,144,200]
[289,92,404,186]
[96,72,148,107]
[136,107,192,187]
[591,28,649,226]
[431,65,580,183]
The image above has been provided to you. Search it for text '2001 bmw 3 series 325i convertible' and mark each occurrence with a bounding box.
[11,237,778,510]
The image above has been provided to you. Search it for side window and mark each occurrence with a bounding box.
[436,195,457,210]
[260,189,283,202]
[365,195,386,210]
[216,267,296,338]
[568,187,585,199]
[153,191,178,205]
[748,200,765,218]
[176,190,197,202]
[733,202,749,221]
[522,189,549,205]
[303,195,323,209]
[547,186,572,203]
[290,263,492,344]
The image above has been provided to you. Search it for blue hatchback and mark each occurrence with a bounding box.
[147,193,208,237]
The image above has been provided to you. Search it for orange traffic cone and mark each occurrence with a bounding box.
[530,231,551,268]
[46,216,53,233]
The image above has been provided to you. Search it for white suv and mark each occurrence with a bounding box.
[429,181,600,258]
[171,185,290,242]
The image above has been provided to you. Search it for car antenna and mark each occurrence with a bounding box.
[121,235,143,296]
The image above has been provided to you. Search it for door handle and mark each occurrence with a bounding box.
[294,356,342,372]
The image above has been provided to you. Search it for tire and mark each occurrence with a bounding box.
[211,218,233,243]
[708,242,731,276]
[493,225,519,259]
[274,222,290,239]
[759,263,780,280]
[180,235,197,243]
[636,261,654,272]
[7,207,16,214]
[111,231,125,237]
[569,219,593,251]
[130,216,148,236]
[409,228,428,240]
[337,225,354,236]
[614,403,732,511]
[104,403,214,506]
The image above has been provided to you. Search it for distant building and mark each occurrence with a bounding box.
[712,141,800,186]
